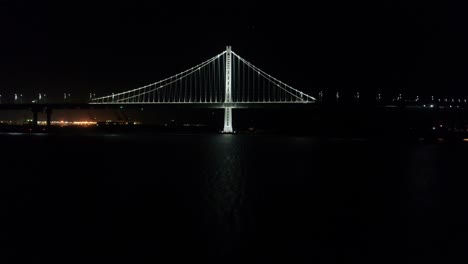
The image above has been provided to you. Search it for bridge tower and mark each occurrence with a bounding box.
[223,46,233,133]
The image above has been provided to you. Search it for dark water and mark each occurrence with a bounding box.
[1,133,468,263]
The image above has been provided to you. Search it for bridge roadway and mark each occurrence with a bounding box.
[0,102,317,110]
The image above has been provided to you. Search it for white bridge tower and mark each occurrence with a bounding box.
[222,46,233,133]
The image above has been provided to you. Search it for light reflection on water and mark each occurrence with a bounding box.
[3,132,26,136]
[0,132,49,136]
[201,135,247,257]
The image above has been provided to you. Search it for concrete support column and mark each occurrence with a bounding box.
[32,109,39,127]
[46,108,52,127]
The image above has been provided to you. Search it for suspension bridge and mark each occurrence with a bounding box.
[89,46,316,132]
[2,46,467,132]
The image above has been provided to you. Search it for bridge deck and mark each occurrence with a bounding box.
[0,102,317,111]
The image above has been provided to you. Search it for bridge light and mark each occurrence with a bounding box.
[430,104,434,108]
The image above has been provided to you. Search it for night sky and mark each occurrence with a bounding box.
[1,0,468,103]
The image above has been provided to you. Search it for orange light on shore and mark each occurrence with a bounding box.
[71,121,96,125]
[37,121,97,126]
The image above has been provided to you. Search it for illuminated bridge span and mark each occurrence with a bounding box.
[90,46,315,132]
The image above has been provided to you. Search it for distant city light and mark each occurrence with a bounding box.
[35,121,98,126]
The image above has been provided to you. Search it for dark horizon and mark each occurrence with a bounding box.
[1,1,468,103]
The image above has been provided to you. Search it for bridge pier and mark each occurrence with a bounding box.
[32,109,39,127]
[46,108,52,127]
[223,107,233,133]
